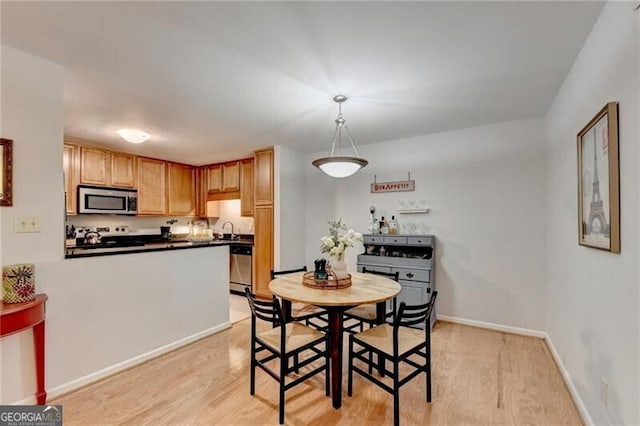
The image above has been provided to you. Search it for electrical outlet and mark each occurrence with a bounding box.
[15,216,41,233]
[600,377,608,407]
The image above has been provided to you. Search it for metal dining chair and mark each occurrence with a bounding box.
[347,291,438,426]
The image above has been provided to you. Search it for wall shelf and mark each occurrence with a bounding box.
[397,208,430,214]
[396,200,429,214]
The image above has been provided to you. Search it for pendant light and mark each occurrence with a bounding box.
[312,95,368,178]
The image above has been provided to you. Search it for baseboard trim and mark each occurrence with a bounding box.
[436,315,592,426]
[11,322,232,405]
[437,315,546,338]
[543,332,594,426]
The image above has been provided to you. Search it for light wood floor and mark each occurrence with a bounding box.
[51,321,583,425]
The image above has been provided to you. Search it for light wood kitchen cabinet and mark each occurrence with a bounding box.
[110,152,137,188]
[254,148,274,205]
[253,205,274,298]
[137,157,167,215]
[63,143,78,215]
[205,164,222,193]
[204,161,240,194]
[79,146,136,188]
[195,167,206,217]
[240,158,254,217]
[79,146,109,186]
[222,161,240,192]
[252,147,274,297]
[167,163,195,216]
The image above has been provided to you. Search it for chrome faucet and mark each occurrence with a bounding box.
[222,221,235,238]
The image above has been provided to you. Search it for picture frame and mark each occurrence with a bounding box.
[577,102,619,253]
[0,138,13,207]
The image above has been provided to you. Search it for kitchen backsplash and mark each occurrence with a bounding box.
[66,200,254,236]
[208,200,254,235]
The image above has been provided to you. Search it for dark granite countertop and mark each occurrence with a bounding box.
[65,237,253,259]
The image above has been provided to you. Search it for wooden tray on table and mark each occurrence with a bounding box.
[302,271,352,289]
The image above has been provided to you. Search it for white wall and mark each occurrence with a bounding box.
[543,3,639,425]
[305,117,547,330]
[1,46,65,402]
[275,145,307,270]
[1,46,231,404]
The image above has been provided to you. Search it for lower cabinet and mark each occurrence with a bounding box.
[357,234,436,329]
[253,205,273,299]
[397,279,432,308]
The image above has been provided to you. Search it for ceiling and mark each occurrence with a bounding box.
[1,1,603,165]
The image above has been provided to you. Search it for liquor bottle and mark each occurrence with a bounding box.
[381,216,389,235]
[389,216,398,235]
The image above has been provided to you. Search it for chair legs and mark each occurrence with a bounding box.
[250,342,256,396]
[426,355,432,402]
[325,336,331,396]
[279,355,287,424]
[393,360,400,426]
[347,335,354,397]
[348,342,431,426]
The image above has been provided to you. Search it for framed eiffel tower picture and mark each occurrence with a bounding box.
[577,102,620,253]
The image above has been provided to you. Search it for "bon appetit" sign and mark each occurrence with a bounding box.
[370,180,415,193]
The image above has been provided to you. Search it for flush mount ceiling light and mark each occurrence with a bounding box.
[312,95,368,178]
[116,128,150,144]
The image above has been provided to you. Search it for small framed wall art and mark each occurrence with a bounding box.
[577,102,620,253]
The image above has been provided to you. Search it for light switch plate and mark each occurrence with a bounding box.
[15,216,42,233]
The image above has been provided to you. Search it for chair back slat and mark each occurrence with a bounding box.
[244,288,283,324]
[271,266,307,279]
[361,267,399,282]
[394,291,438,328]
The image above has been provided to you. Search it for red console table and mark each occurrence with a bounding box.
[0,294,48,404]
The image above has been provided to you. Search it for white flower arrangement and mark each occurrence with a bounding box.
[320,219,363,259]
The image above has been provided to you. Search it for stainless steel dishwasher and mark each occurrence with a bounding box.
[229,244,252,294]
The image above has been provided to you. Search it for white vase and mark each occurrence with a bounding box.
[332,255,347,272]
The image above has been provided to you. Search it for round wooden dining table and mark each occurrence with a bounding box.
[269,271,401,409]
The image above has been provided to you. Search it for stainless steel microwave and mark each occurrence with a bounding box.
[77,185,138,215]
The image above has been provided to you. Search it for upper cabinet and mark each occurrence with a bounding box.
[79,146,136,188]
[167,163,195,216]
[137,157,167,215]
[204,161,240,194]
[63,143,78,215]
[110,152,137,188]
[254,148,274,205]
[240,158,254,217]
[79,147,109,185]
[65,139,255,218]
[196,158,251,217]
[222,161,240,192]
[205,164,222,193]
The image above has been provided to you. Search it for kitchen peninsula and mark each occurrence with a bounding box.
[52,241,232,393]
